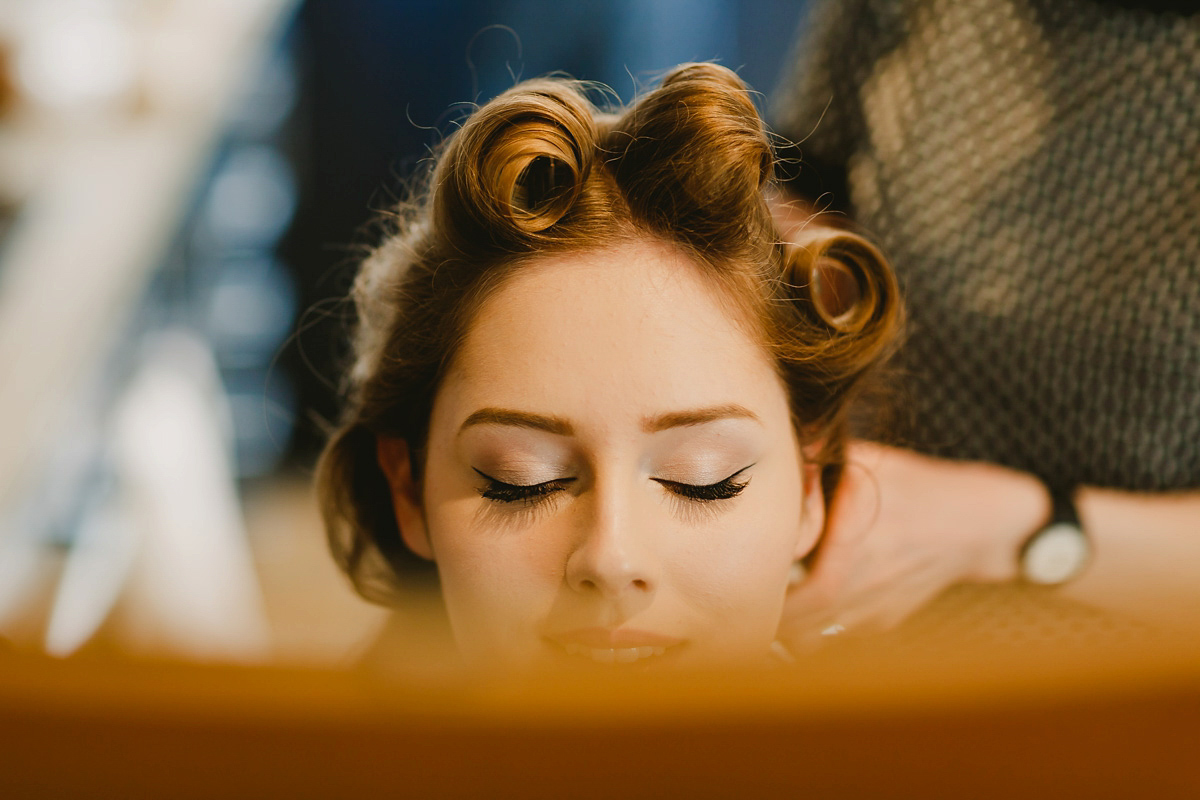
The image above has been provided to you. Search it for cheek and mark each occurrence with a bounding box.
[666,480,804,631]
[425,500,568,631]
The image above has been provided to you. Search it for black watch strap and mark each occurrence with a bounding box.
[1048,484,1082,527]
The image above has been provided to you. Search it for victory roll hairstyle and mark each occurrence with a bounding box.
[316,63,902,603]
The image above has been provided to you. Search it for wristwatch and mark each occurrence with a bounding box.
[1019,485,1090,585]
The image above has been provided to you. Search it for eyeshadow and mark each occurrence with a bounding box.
[459,427,576,485]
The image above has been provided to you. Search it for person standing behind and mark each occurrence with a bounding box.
[770,0,1200,647]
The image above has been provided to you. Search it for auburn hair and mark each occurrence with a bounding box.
[316,63,903,604]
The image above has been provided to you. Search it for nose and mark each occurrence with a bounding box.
[564,484,656,599]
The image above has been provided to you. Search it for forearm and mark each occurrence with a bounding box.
[1064,488,1200,630]
[979,465,1200,630]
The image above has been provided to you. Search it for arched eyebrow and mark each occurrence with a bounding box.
[642,404,760,433]
[458,408,574,436]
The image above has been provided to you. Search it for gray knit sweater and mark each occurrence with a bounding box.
[773,0,1200,492]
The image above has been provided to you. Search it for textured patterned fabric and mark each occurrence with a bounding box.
[772,0,1200,492]
[823,583,1163,656]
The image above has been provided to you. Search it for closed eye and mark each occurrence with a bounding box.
[652,465,752,502]
[473,468,575,505]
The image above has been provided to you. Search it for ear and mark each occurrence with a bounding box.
[375,436,435,561]
[795,448,827,561]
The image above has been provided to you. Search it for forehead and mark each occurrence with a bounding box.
[438,237,787,433]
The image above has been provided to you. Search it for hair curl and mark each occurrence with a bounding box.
[316,63,903,604]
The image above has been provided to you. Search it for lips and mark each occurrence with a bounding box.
[548,628,684,666]
[561,642,665,664]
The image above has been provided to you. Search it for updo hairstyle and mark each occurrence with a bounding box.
[316,63,902,603]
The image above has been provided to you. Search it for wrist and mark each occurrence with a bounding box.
[971,465,1053,582]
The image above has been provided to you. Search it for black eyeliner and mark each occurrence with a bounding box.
[652,464,754,502]
[472,467,575,504]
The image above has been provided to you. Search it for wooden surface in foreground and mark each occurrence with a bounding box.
[2,632,1200,799]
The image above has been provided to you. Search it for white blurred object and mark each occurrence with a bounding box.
[1,377,110,641]
[14,0,138,114]
[0,0,296,524]
[111,329,270,661]
[0,0,295,654]
[43,481,137,656]
[95,329,269,661]
[140,0,267,114]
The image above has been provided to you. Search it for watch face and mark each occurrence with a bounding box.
[1023,523,1090,585]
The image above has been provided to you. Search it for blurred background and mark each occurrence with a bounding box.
[0,0,808,667]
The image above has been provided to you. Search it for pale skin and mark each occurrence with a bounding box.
[378,236,825,670]
[774,193,1200,648]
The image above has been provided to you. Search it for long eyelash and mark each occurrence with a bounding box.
[653,466,753,503]
[473,468,574,506]
[473,467,750,513]
[667,477,750,501]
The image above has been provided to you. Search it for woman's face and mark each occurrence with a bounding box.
[380,237,823,669]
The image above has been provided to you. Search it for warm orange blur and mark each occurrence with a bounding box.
[4,626,1200,798]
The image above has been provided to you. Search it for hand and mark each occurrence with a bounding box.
[778,441,1050,651]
